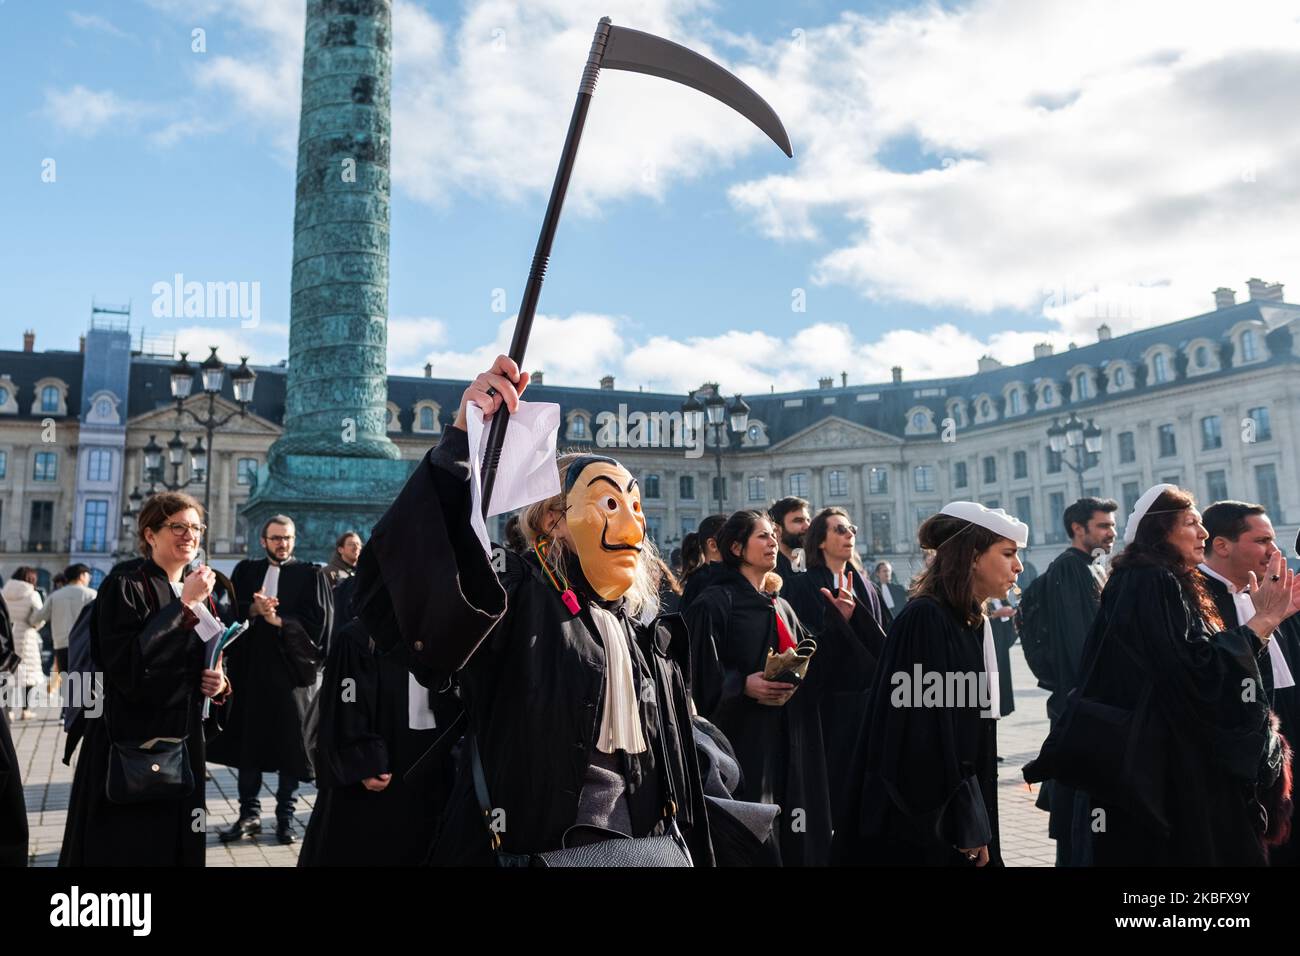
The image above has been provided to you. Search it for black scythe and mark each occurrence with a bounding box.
[478,16,793,518]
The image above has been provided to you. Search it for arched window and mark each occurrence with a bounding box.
[1113,366,1126,388]
[981,400,992,418]
[40,385,59,413]
[1194,345,1208,367]
[911,411,927,430]
[1241,329,1258,361]
[1153,353,1168,383]
[1042,384,1054,404]
[1009,389,1022,415]
[419,406,435,430]
[571,416,586,439]
[1075,372,1090,400]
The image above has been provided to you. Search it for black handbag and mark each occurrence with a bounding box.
[470,732,692,867]
[105,736,195,804]
[1022,576,1170,837]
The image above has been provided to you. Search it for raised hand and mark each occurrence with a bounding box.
[454,354,531,430]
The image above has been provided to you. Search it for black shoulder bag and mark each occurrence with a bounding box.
[1022,574,1170,837]
[470,730,692,867]
[104,569,196,805]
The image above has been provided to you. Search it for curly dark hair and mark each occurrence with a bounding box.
[1111,487,1223,630]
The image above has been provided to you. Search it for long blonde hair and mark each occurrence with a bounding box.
[519,451,663,617]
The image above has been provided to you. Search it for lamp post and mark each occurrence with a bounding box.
[166,347,257,551]
[681,386,748,516]
[1047,412,1103,497]
[116,486,145,561]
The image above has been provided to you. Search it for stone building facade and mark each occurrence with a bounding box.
[0,281,1295,583]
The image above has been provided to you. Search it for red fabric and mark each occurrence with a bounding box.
[774,606,796,653]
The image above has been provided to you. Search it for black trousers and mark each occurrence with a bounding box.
[237,768,298,822]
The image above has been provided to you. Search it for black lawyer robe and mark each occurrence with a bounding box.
[833,595,1002,866]
[206,557,332,781]
[686,565,876,866]
[775,550,805,599]
[680,560,723,612]
[782,564,888,821]
[1016,546,1104,862]
[1077,566,1269,866]
[354,426,713,866]
[60,561,226,867]
[1199,568,1300,864]
[299,578,458,866]
[0,593,27,866]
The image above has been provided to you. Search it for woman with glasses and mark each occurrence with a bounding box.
[783,508,888,820]
[60,492,230,866]
[687,510,875,865]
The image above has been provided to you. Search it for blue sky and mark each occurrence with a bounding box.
[3,1,1299,394]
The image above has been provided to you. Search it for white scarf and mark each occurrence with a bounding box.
[1199,563,1295,689]
[982,614,1001,720]
[588,605,647,754]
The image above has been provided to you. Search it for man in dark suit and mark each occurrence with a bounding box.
[1198,500,1300,864]
[872,560,908,616]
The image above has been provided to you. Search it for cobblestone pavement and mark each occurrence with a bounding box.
[13,644,1055,866]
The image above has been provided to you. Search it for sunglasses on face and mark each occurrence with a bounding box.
[830,524,858,536]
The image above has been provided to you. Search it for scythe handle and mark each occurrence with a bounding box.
[479,17,613,520]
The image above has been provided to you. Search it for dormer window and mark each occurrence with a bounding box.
[41,385,59,413]
[981,400,991,418]
[1194,345,1208,368]
[1074,372,1090,400]
[1152,353,1169,383]
[912,412,926,429]
[1042,384,1054,404]
[1113,366,1126,388]
[1241,329,1258,362]
[1009,389,1022,415]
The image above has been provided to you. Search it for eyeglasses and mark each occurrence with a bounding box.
[830,524,858,536]
[162,522,206,537]
[266,535,295,544]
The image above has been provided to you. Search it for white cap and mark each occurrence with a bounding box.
[939,501,1029,547]
[1122,483,1178,545]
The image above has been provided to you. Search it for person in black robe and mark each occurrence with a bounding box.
[680,514,727,611]
[1199,500,1300,864]
[781,507,887,822]
[354,355,712,866]
[1028,485,1299,866]
[0,591,27,866]
[872,561,908,617]
[686,509,876,866]
[208,515,332,846]
[60,493,230,866]
[299,576,459,866]
[835,501,1027,866]
[1015,496,1115,866]
[770,496,810,598]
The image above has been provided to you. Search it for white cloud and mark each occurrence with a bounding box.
[727,0,1300,335]
[43,86,143,134]
[412,312,1075,394]
[69,12,132,39]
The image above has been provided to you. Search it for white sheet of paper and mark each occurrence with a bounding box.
[261,564,280,600]
[192,602,225,643]
[408,673,438,731]
[465,400,562,556]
